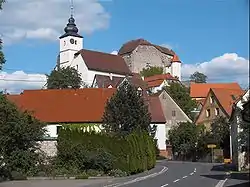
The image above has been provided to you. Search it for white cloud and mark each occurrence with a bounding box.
[111,50,118,55]
[0,71,46,94]
[182,53,249,87]
[0,0,110,44]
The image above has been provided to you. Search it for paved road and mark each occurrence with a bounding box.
[0,161,231,187]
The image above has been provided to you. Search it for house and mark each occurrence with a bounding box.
[195,88,245,129]
[230,89,250,171]
[149,90,192,159]
[144,73,180,93]
[118,39,182,80]
[7,88,167,157]
[190,82,242,101]
[148,96,167,157]
[57,14,132,86]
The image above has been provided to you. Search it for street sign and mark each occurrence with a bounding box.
[207,144,216,148]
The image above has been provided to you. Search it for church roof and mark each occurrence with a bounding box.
[172,54,181,63]
[76,49,132,75]
[118,38,175,56]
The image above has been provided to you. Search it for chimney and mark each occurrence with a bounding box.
[109,73,113,80]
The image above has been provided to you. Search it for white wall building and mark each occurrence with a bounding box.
[57,15,131,86]
[230,89,249,171]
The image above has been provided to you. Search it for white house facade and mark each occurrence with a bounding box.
[230,89,250,171]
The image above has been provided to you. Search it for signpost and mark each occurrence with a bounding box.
[207,144,216,163]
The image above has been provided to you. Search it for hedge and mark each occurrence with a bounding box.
[56,127,156,175]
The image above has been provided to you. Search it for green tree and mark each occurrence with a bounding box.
[0,0,6,70]
[190,71,207,83]
[211,116,230,157]
[0,95,46,179]
[169,122,198,160]
[46,66,86,89]
[140,66,163,77]
[103,81,154,136]
[164,83,197,119]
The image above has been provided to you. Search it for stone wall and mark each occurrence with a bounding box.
[38,140,57,158]
[121,45,172,73]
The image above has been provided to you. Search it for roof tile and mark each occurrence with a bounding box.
[148,96,166,123]
[76,49,132,75]
[190,82,242,98]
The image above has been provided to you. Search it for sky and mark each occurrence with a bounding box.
[0,0,249,93]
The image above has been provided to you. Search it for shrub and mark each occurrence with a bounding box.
[56,128,156,176]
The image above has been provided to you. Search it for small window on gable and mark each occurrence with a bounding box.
[75,40,77,45]
[215,108,219,116]
[172,110,176,117]
[162,93,166,99]
[210,96,214,104]
[76,65,78,70]
[206,109,211,117]
[56,126,62,135]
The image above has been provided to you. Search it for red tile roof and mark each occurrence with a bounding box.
[7,88,165,124]
[211,88,245,116]
[118,39,175,56]
[144,73,178,88]
[8,88,116,123]
[76,49,132,75]
[190,82,242,98]
[148,96,166,123]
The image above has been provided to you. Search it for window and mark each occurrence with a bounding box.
[75,40,77,45]
[162,94,166,99]
[215,108,219,116]
[206,109,211,117]
[56,126,62,135]
[76,65,78,70]
[172,110,176,117]
[137,87,143,96]
[210,96,214,104]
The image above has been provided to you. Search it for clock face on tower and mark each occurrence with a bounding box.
[70,38,75,44]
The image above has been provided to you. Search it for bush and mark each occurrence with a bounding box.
[56,128,156,176]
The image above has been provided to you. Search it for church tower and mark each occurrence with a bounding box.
[59,1,83,67]
[171,54,182,81]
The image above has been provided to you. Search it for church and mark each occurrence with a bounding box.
[56,12,182,87]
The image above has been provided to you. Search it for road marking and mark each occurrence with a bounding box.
[161,184,169,187]
[105,166,168,187]
[173,179,180,183]
[215,178,228,187]
[190,172,194,175]
[182,175,188,179]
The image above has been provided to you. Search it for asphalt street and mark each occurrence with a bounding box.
[0,161,239,187]
[89,161,230,187]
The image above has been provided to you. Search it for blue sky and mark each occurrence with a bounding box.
[0,0,249,92]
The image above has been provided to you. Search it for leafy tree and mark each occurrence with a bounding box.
[103,81,154,136]
[164,83,197,120]
[46,66,87,89]
[0,95,45,179]
[169,122,198,160]
[190,71,207,83]
[239,102,250,150]
[140,66,163,77]
[211,116,230,157]
[0,0,6,70]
